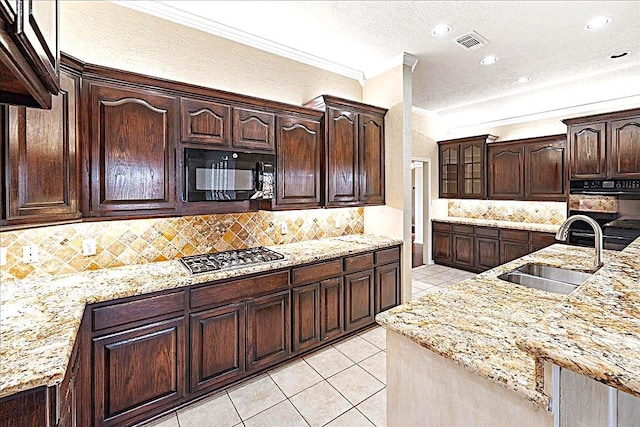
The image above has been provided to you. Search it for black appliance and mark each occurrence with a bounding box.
[602,217,640,251]
[178,247,285,275]
[567,210,640,251]
[569,179,640,195]
[184,148,275,202]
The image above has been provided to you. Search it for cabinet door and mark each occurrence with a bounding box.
[460,142,485,198]
[320,277,343,342]
[190,304,245,393]
[525,140,566,201]
[453,234,474,268]
[375,262,400,314]
[0,387,52,427]
[232,108,275,152]
[180,97,230,146]
[500,240,530,264]
[530,232,557,252]
[568,123,607,179]
[488,145,524,199]
[359,112,385,204]
[439,144,459,198]
[475,237,500,271]
[275,115,322,208]
[344,269,375,331]
[93,317,186,426]
[87,83,178,216]
[6,70,79,225]
[433,231,452,264]
[292,283,321,353]
[246,290,290,371]
[609,117,640,179]
[327,107,359,205]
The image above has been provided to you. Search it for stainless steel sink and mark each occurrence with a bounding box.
[498,263,595,295]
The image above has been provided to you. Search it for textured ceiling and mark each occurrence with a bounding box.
[115,1,640,127]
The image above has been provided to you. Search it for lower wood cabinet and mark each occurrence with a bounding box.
[93,317,186,426]
[375,261,400,313]
[246,290,290,371]
[433,222,453,264]
[500,229,530,264]
[0,387,54,427]
[292,283,321,353]
[452,226,475,268]
[320,277,344,341]
[476,236,500,271]
[344,269,375,331]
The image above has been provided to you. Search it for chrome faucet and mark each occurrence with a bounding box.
[555,214,604,270]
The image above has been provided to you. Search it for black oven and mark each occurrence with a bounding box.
[183,148,275,202]
[567,210,640,251]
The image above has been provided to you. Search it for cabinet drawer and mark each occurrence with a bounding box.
[92,291,185,332]
[476,227,499,238]
[501,229,529,242]
[375,247,400,265]
[345,253,374,273]
[291,259,343,285]
[432,221,451,232]
[452,224,474,235]
[191,271,289,309]
[531,232,556,244]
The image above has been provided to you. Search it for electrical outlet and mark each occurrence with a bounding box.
[335,216,341,228]
[507,208,514,215]
[83,239,97,256]
[0,248,7,267]
[22,246,39,264]
[281,222,288,234]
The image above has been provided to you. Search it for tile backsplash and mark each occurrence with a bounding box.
[0,208,364,282]
[568,195,619,213]
[447,200,566,224]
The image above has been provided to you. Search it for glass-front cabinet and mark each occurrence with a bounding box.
[438,135,496,199]
[439,145,459,198]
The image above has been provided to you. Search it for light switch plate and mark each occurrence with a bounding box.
[0,248,7,267]
[23,246,38,264]
[82,239,97,256]
[281,222,288,234]
[335,216,341,228]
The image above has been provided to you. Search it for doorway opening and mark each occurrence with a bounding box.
[411,158,431,268]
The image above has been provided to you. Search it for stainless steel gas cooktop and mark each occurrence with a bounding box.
[178,246,285,275]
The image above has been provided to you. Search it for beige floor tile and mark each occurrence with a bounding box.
[327,365,384,406]
[244,400,309,427]
[290,381,352,427]
[228,375,286,420]
[303,346,354,378]
[411,280,433,291]
[324,408,375,427]
[358,351,386,384]
[333,335,379,363]
[269,359,323,397]
[177,392,240,427]
[358,327,386,351]
[142,412,179,427]
[356,389,386,427]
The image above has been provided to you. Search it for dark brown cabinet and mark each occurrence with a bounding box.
[305,95,387,206]
[292,283,321,352]
[320,277,344,341]
[274,115,323,209]
[438,135,496,199]
[475,227,500,271]
[0,0,59,109]
[530,231,557,252]
[190,303,245,393]
[499,229,530,264]
[0,387,54,427]
[375,261,400,314]
[232,107,275,152]
[488,143,524,199]
[93,317,186,426]
[564,108,640,179]
[452,225,475,268]
[85,81,178,217]
[180,97,231,147]
[433,221,453,264]
[4,67,80,225]
[246,290,290,371]
[344,269,375,331]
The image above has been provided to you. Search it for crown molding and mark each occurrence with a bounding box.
[365,52,419,79]
[411,106,439,117]
[111,0,365,82]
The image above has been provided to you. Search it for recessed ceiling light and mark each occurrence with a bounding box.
[516,77,531,84]
[609,50,631,59]
[431,24,453,37]
[480,55,499,65]
[584,16,613,30]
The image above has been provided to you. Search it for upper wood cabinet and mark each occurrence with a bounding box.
[0,0,60,109]
[488,143,524,199]
[4,67,80,226]
[180,97,231,147]
[304,95,387,207]
[438,135,496,199]
[564,108,640,179]
[85,81,178,217]
[232,107,275,152]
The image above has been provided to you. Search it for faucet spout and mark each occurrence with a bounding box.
[555,215,604,270]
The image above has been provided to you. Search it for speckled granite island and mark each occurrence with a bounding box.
[0,234,402,425]
[377,237,640,427]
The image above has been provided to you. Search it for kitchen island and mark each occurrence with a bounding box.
[377,237,640,427]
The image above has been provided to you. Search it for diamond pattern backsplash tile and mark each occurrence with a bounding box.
[0,208,364,282]
[447,200,566,224]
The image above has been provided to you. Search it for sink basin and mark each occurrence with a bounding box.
[498,263,594,295]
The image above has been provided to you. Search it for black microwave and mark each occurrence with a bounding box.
[183,148,275,202]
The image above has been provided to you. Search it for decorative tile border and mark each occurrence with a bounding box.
[0,208,364,282]
[448,200,566,225]
[568,195,618,213]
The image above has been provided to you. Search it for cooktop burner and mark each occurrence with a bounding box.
[179,247,285,275]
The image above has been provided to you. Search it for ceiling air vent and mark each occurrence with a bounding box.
[453,31,489,50]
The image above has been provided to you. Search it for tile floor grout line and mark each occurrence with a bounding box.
[354,404,379,427]
[265,369,312,427]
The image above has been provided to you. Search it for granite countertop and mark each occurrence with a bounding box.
[376,237,640,409]
[432,216,560,233]
[0,234,402,398]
